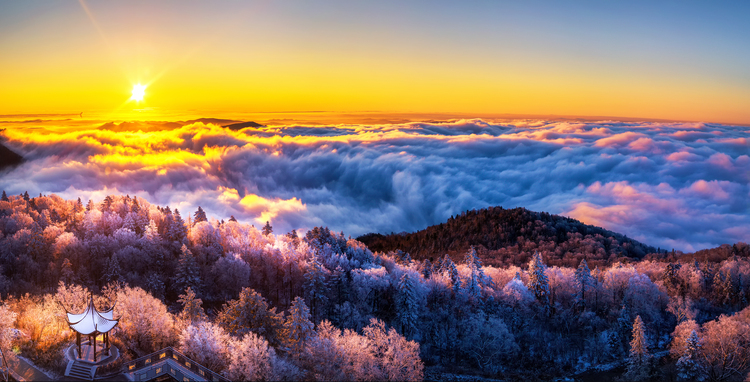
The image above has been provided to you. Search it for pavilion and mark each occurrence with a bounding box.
[64,296,119,363]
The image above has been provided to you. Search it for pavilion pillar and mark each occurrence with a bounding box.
[76,332,81,359]
[93,333,97,362]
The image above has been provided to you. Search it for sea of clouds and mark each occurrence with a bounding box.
[1,118,747,252]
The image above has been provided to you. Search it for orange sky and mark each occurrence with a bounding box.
[1,1,749,124]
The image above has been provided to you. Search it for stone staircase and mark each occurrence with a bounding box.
[66,360,94,380]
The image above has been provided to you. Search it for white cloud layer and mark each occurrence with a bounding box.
[1,118,748,252]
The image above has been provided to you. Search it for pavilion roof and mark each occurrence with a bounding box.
[65,297,119,335]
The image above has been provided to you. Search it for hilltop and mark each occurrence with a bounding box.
[358,206,658,268]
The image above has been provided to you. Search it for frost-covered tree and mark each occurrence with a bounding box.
[216,287,283,344]
[145,272,165,301]
[421,259,432,279]
[443,256,461,294]
[676,330,705,381]
[102,253,122,285]
[303,259,329,324]
[122,213,137,233]
[173,244,201,295]
[100,195,114,212]
[193,206,208,225]
[624,315,651,381]
[283,297,314,359]
[574,259,593,310]
[115,286,175,355]
[178,321,231,372]
[668,296,697,323]
[362,318,424,382]
[60,257,75,285]
[143,219,160,243]
[701,312,750,382]
[262,221,273,236]
[0,304,16,366]
[460,313,518,373]
[464,247,485,300]
[663,262,683,295]
[177,287,207,326]
[226,332,278,381]
[528,251,550,311]
[395,272,419,338]
[169,209,188,245]
[0,191,8,202]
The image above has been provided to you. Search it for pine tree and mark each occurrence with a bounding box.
[433,255,445,274]
[27,224,45,260]
[174,244,201,295]
[422,259,432,279]
[714,271,735,306]
[624,315,651,381]
[60,258,75,285]
[146,272,166,301]
[396,250,412,265]
[216,287,283,344]
[131,196,141,213]
[283,297,314,359]
[444,256,462,294]
[617,303,633,343]
[144,219,160,242]
[86,199,94,212]
[102,254,122,285]
[528,251,550,312]
[395,272,419,338]
[193,206,208,224]
[178,287,208,325]
[465,246,490,291]
[262,221,273,236]
[607,330,620,358]
[303,259,329,324]
[663,263,682,295]
[286,229,299,248]
[574,259,593,310]
[122,213,137,233]
[676,330,705,381]
[100,195,114,212]
[170,209,188,244]
[229,215,237,222]
[23,191,29,202]
[0,191,8,202]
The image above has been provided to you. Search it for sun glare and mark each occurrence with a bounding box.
[131,84,146,102]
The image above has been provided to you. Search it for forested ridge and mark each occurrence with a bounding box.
[0,192,749,381]
[358,206,660,269]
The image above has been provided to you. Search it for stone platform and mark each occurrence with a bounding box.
[64,340,120,380]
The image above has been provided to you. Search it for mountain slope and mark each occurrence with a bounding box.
[0,141,23,170]
[358,206,657,268]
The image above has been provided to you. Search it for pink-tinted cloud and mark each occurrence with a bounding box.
[0,117,747,251]
[593,132,647,147]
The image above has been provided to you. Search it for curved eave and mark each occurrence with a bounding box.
[66,298,120,335]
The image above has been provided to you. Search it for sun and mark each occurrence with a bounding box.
[131,84,146,102]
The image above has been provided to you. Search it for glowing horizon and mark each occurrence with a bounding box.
[1,1,750,124]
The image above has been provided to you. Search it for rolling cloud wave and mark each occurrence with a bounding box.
[1,118,747,252]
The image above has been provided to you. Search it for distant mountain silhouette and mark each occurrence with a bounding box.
[98,121,182,132]
[222,121,265,130]
[0,141,23,170]
[358,206,658,268]
[97,118,260,132]
[184,118,238,126]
